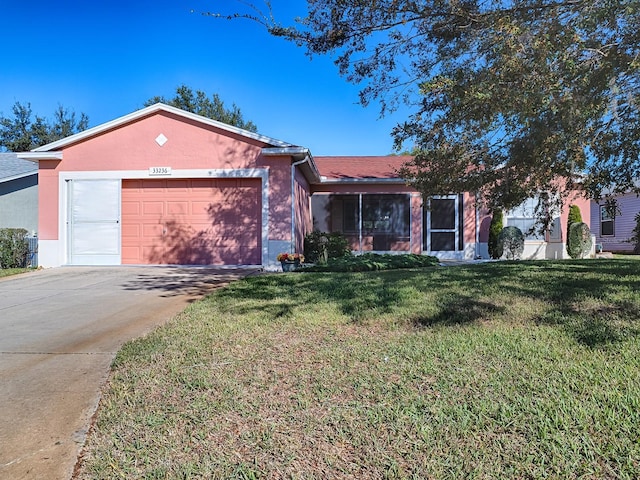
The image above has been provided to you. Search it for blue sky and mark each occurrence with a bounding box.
[0,0,410,155]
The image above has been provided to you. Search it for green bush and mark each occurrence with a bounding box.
[488,209,504,259]
[0,228,29,269]
[304,231,351,264]
[302,253,439,272]
[566,204,582,257]
[567,222,593,259]
[630,212,640,254]
[497,226,524,260]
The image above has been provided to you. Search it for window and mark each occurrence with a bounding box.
[601,206,614,236]
[505,198,544,240]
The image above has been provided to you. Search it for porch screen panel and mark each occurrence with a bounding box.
[311,194,360,251]
[362,194,410,251]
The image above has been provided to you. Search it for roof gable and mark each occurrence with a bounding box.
[32,103,294,152]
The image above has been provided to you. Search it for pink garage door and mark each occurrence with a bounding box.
[121,179,261,265]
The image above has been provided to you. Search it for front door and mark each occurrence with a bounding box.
[67,179,121,265]
[424,195,462,256]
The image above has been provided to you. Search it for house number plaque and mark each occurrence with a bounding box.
[149,166,172,176]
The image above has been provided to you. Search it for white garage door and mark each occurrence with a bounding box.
[67,179,121,265]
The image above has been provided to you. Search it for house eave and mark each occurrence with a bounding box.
[262,147,322,184]
[17,152,63,161]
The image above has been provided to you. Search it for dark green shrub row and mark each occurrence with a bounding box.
[301,253,439,272]
[303,231,351,264]
[0,228,29,269]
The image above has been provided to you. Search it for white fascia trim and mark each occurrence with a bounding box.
[57,167,270,267]
[33,103,293,152]
[319,178,407,184]
[262,146,309,156]
[17,151,63,161]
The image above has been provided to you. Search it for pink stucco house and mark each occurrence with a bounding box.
[17,103,590,268]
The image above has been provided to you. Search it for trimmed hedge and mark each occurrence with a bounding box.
[0,228,29,269]
[566,204,583,257]
[301,253,440,272]
[567,222,592,259]
[488,209,504,259]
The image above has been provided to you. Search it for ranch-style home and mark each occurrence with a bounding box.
[17,103,590,269]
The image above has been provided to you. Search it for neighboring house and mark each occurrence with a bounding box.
[18,103,590,268]
[591,193,640,253]
[0,153,38,234]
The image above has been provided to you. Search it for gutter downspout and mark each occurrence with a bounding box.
[291,155,310,253]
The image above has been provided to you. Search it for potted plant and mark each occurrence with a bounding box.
[277,252,304,272]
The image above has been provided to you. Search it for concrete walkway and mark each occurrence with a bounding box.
[0,266,258,480]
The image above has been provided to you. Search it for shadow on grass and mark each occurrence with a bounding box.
[412,295,505,327]
[212,259,640,349]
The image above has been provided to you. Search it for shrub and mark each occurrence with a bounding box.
[302,253,439,272]
[497,226,524,260]
[567,222,593,259]
[488,209,504,259]
[0,228,29,269]
[303,231,351,264]
[630,212,640,254]
[566,204,582,257]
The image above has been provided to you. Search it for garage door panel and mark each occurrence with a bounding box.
[122,179,261,265]
[142,202,164,215]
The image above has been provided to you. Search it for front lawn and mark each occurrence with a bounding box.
[77,260,640,479]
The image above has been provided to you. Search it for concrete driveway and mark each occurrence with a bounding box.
[0,266,258,480]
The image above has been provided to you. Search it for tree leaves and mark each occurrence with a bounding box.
[215,0,640,215]
[0,102,88,152]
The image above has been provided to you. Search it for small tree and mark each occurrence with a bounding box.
[497,226,524,260]
[488,209,504,259]
[567,222,593,259]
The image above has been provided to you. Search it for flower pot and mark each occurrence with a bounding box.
[281,260,300,272]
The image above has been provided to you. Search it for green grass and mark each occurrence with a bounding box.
[76,260,640,479]
[0,267,31,278]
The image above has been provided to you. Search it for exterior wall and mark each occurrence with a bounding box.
[591,193,640,252]
[0,174,38,234]
[36,111,292,267]
[293,168,312,254]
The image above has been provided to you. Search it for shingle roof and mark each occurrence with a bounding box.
[0,153,38,183]
[313,155,413,180]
